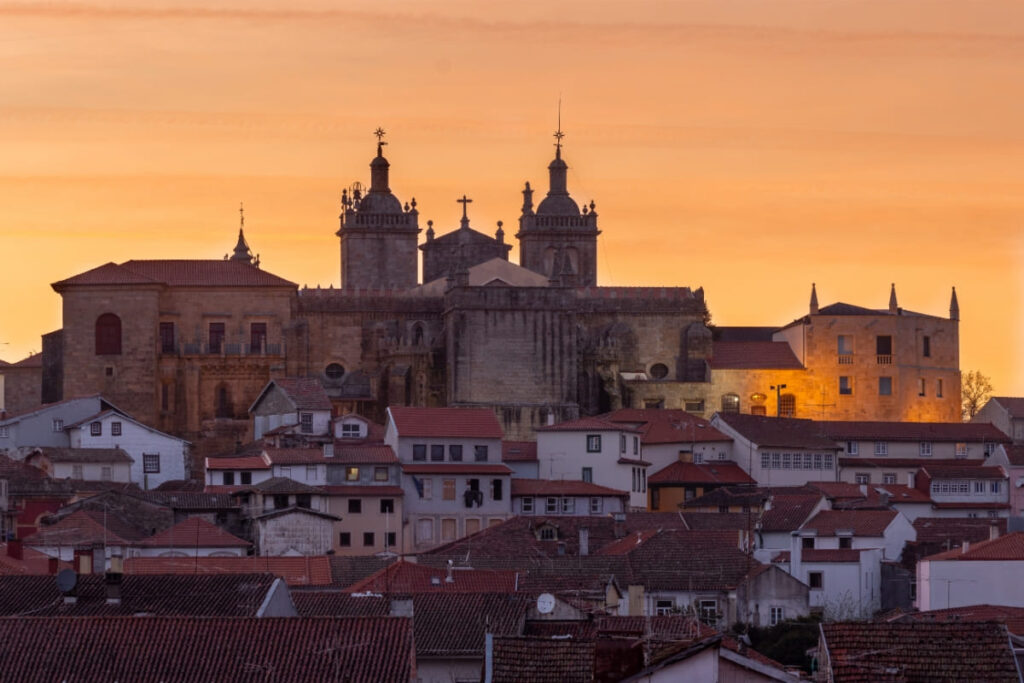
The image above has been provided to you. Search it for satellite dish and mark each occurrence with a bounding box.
[55,568,78,594]
[536,593,556,615]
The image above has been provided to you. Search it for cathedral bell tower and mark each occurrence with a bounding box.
[337,129,420,289]
[516,125,600,287]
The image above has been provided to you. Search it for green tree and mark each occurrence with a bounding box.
[961,370,993,420]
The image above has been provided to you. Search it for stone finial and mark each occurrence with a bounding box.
[495,220,504,243]
[809,283,819,315]
[950,286,960,321]
[521,181,534,215]
[889,283,898,313]
[426,220,435,241]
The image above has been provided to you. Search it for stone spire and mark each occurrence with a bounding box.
[535,124,580,216]
[369,127,390,193]
[888,283,898,313]
[230,203,258,266]
[950,286,960,321]
[809,282,819,315]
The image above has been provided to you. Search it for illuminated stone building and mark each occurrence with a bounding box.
[33,129,962,458]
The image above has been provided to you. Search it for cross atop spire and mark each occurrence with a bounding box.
[553,100,565,159]
[456,194,473,228]
[239,201,245,229]
[373,127,387,156]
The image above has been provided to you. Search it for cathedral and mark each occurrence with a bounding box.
[36,129,962,458]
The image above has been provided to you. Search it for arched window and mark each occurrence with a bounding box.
[779,393,796,418]
[721,393,740,413]
[413,323,425,346]
[325,363,345,379]
[649,363,669,380]
[95,313,122,355]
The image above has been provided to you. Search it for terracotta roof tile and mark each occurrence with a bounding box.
[820,420,1009,443]
[135,517,249,548]
[0,573,275,616]
[10,353,42,368]
[264,377,332,411]
[23,509,142,547]
[648,461,755,486]
[536,416,642,433]
[345,560,520,593]
[680,512,753,531]
[329,444,397,464]
[802,509,897,537]
[502,441,538,462]
[715,413,839,450]
[388,406,504,439]
[821,621,1019,682]
[805,481,866,500]
[510,478,628,497]
[328,554,398,587]
[492,635,594,683]
[923,531,1024,561]
[873,484,931,504]
[899,604,1024,635]
[912,516,1006,545]
[759,494,823,532]
[0,616,412,682]
[53,259,297,289]
[988,397,1024,418]
[204,454,270,470]
[709,341,803,369]
[33,447,133,464]
[921,464,1006,480]
[236,476,323,495]
[124,555,334,585]
[263,447,333,465]
[802,548,864,563]
[839,457,985,469]
[1003,445,1024,466]
[401,463,512,475]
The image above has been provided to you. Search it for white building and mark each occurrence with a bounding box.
[249,378,333,441]
[536,417,648,510]
[784,536,883,620]
[24,447,133,483]
[916,531,1024,611]
[510,479,628,517]
[130,517,250,558]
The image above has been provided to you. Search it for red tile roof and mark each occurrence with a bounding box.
[135,517,249,548]
[204,454,270,470]
[820,621,1019,682]
[804,481,866,500]
[820,420,1009,443]
[502,441,538,462]
[10,353,42,368]
[330,444,397,464]
[510,479,628,497]
[758,494,823,532]
[263,447,333,465]
[322,485,404,497]
[715,413,839,450]
[536,416,642,433]
[345,559,520,593]
[52,259,297,289]
[873,484,931,503]
[839,457,985,469]
[1003,445,1024,466]
[987,397,1024,418]
[709,341,803,369]
[262,377,332,411]
[912,517,1006,545]
[491,636,594,683]
[600,409,732,444]
[0,616,413,682]
[920,464,1006,480]
[802,509,898,537]
[401,463,512,475]
[648,461,755,486]
[900,604,1024,636]
[32,447,132,464]
[22,509,142,547]
[0,573,275,616]
[679,512,754,531]
[802,548,864,563]
[923,531,1024,561]
[388,406,504,439]
[123,555,334,585]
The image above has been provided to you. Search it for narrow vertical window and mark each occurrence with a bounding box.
[95,313,122,355]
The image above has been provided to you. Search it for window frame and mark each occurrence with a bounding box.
[586,435,602,453]
[347,498,362,514]
[143,453,160,474]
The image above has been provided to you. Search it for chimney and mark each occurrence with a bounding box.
[962,540,970,554]
[859,483,867,496]
[613,513,626,539]
[579,527,589,556]
[547,409,555,427]
[105,570,123,605]
[109,554,123,574]
[879,491,890,507]
[990,520,1000,541]
[484,633,494,683]
[6,538,22,560]
[323,442,334,458]
[445,559,454,583]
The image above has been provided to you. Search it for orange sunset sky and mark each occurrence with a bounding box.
[2,1,1023,394]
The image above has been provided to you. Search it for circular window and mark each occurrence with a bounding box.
[649,363,669,380]
[325,363,345,379]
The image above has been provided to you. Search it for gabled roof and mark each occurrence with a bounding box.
[679,512,753,531]
[204,454,271,470]
[329,444,398,464]
[920,464,1006,480]
[30,447,133,464]
[0,394,117,425]
[135,517,249,548]
[986,397,1024,418]
[536,416,642,433]
[236,476,324,495]
[714,413,838,450]
[510,478,628,497]
[491,636,594,683]
[0,573,275,617]
[759,494,823,532]
[250,377,332,413]
[601,409,731,444]
[923,531,1024,561]
[0,616,413,682]
[801,509,898,537]
[345,559,520,594]
[263,447,334,465]
[124,555,334,585]
[912,516,1007,545]
[648,461,755,486]
[52,259,297,290]
[9,353,42,368]
[401,463,512,475]
[709,341,803,370]
[415,257,550,295]
[898,604,1024,636]
[22,509,146,547]
[820,621,1019,682]
[872,484,931,504]
[1003,445,1024,466]
[387,406,504,439]
[820,420,1009,443]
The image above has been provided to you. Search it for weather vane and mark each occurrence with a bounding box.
[553,98,565,152]
[239,201,244,229]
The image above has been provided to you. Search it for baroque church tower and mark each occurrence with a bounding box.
[516,128,600,286]
[337,130,420,289]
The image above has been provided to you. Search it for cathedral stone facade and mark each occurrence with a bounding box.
[34,131,962,460]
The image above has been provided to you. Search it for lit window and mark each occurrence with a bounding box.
[586,435,602,453]
[839,377,853,395]
[345,467,359,481]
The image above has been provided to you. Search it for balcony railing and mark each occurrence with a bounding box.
[838,354,854,365]
[161,340,286,357]
[876,355,893,365]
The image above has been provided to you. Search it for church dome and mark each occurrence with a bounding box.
[358,190,403,214]
[536,194,580,216]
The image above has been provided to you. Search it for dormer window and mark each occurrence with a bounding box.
[300,413,313,434]
[537,525,557,541]
[340,423,361,438]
